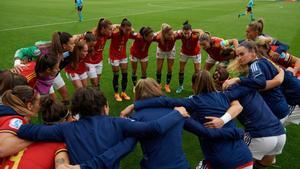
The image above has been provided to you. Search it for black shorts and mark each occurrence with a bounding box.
[247,7,252,12]
[77,6,83,11]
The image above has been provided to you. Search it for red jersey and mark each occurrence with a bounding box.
[270,45,293,68]
[0,114,27,167]
[85,36,108,64]
[270,45,300,77]
[153,32,180,52]
[65,59,87,75]
[18,61,37,88]
[178,32,201,56]
[130,34,152,58]
[0,115,27,135]
[109,30,137,60]
[204,37,227,61]
[1,142,66,169]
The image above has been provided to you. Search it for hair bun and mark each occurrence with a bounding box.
[183,20,189,25]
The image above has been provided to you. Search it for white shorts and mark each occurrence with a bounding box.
[248,134,286,160]
[205,55,217,64]
[156,47,176,59]
[109,58,128,67]
[130,55,148,62]
[66,72,88,81]
[85,61,103,78]
[195,160,252,169]
[286,106,300,125]
[280,114,289,124]
[49,86,54,94]
[180,53,201,63]
[53,72,65,90]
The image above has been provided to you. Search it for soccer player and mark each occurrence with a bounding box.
[153,23,180,93]
[17,87,190,168]
[1,96,70,169]
[256,37,300,77]
[0,71,28,97]
[176,21,203,93]
[109,18,136,101]
[214,68,286,169]
[130,26,154,91]
[244,19,290,57]
[16,53,61,96]
[0,86,40,161]
[86,18,113,89]
[75,0,83,21]
[224,41,290,123]
[65,41,89,89]
[199,32,238,71]
[14,31,75,105]
[122,71,253,169]
[238,0,255,22]
[120,78,247,169]
[13,41,51,68]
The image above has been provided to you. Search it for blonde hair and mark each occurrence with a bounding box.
[134,78,164,101]
[160,23,173,45]
[227,58,249,77]
[255,37,273,59]
[256,37,272,46]
[2,85,37,117]
[248,19,264,35]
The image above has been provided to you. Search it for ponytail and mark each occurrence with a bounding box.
[2,85,37,117]
[139,26,153,39]
[84,31,96,42]
[182,20,192,30]
[71,41,86,69]
[248,18,264,35]
[52,32,63,55]
[51,31,72,55]
[257,19,264,35]
[96,18,112,37]
[121,18,132,27]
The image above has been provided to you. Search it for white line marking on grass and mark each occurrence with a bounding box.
[0,5,200,32]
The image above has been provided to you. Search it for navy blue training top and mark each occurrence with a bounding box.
[132,106,245,169]
[17,111,184,169]
[132,107,190,169]
[239,58,289,119]
[224,85,285,138]
[134,94,252,169]
[281,70,300,106]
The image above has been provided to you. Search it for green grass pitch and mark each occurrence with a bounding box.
[1,0,300,168]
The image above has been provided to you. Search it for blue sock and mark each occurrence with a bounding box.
[239,12,246,17]
[250,13,254,21]
[79,12,83,21]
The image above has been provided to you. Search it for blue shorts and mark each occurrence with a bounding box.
[77,5,83,11]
